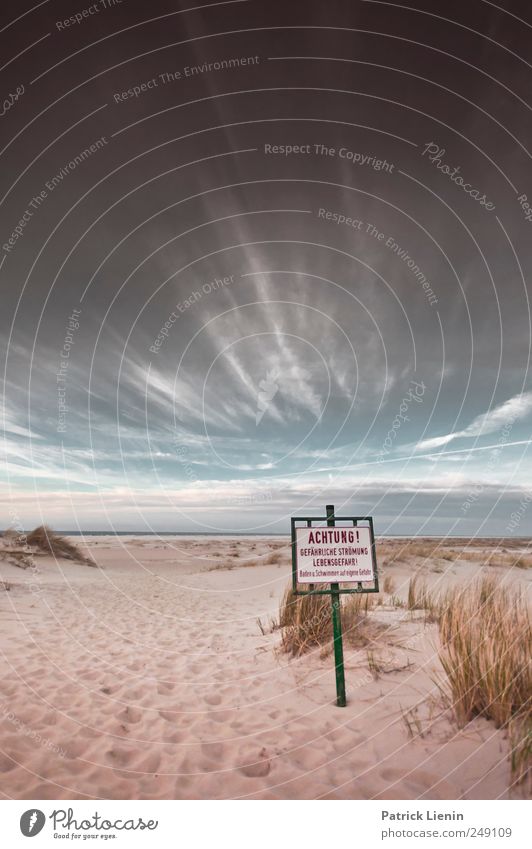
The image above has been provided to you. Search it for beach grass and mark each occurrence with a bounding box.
[26,525,90,563]
[279,585,377,656]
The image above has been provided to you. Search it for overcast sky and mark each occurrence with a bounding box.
[2,0,532,534]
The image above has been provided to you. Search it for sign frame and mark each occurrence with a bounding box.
[291,513,379,596]
[289,506,379,708]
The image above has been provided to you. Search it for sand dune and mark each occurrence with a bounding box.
[0,535,529,800]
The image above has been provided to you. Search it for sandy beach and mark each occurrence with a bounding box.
[0,534,530,800]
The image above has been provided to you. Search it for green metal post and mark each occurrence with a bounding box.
[327,504,346,707]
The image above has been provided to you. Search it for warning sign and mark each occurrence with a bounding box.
[295,525,375,584]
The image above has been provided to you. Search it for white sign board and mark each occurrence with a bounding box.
[295,525,375,584]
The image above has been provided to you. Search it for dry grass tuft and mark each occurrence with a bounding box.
[256,615,278,635]
[390,594,406,608]
[401,705,425,739]
[4,551,34,569]
[391,568,531,786]
[377,538,532,570]
[1,528,20,541]
[437,576,530,727]
[378,539,460,566]
[383,574,395,594]
[436,575,531,786]
[279,585,378,656]
[508,715,531,793]
[264,551,283,565]
[367,649,383,679]
[206,560,236,572]
[279,586,330,655]
[279,584,326,640]
[26,526,90,564]
[407,573,432,611]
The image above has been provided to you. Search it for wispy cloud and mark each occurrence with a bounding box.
[1,400,44,441]
[415,391,532,452]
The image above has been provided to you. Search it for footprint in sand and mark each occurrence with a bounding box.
[63,740,89,760]
[136,752,161,774]
[405,770,456,798]
[159,708,183,722]
[373,787,418,800]
[201,742,225,760]
[157,682,175,695]
[97,782,137,798]
[238,748,271,778]
[379,767,456,799]
[118,706,142,724]
[23,782,65,800]
[123,687,143,702]
[105,746,135,767]
[164,730,185,744]
[210,709,234,723]
[0,753,16,773]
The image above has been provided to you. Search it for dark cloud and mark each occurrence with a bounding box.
[2,0,532,533]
